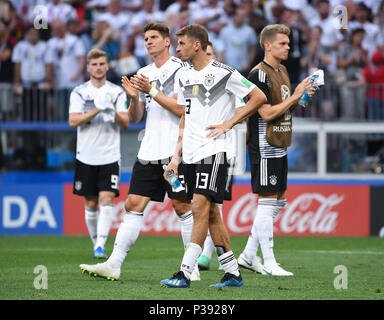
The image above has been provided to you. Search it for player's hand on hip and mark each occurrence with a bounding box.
[206,123,230,140]
[121,76,138,99]
[130,73,152,94]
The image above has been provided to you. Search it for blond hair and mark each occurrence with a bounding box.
[259,24,290,50]
[87,48,108,64]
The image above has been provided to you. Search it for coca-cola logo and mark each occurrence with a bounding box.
[277,193,344,234]
[227,192,344,235]
[111,197,181,233]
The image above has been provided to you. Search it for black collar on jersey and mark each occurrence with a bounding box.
[262,60,282,72]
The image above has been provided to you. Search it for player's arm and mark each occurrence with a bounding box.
[206,85,267,139]
[68,91,100,128]
[258,77,313,122]
[129,73,183,117]
[121,76,144,123]
[69,109,100,128]
[115,111,129,129]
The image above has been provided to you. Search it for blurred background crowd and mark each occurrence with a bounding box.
[0,0,384,174]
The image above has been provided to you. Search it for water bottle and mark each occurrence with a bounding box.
[298,74,318,108]
[162,165,185,192]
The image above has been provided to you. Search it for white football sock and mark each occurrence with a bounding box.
[108,211,143,269]
[180,243,202,280]
[201,232,215,259]
[217,249,240,277]
[254,198,278,268]
[178,211,193,249]
[274,199,287,222]
[85,207,98,245]
[94,204,113,249]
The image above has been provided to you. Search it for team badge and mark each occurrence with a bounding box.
[269,175,277,186]
[151,81,157,88]
[75,181,82,191]
[160,70,169,81]
[192,85,199,96]
[281,85,290,101]
[204,74,215,87]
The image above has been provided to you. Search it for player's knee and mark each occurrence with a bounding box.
[124,194,147,212]
[172,198,191,216]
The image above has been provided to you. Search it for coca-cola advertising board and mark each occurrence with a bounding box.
[63,183,370,236]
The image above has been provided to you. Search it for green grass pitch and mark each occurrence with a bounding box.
[0,235,383,300]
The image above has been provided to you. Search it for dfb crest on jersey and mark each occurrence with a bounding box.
[160,70,169,81]
[204,74,215,87]
[281,85,290,101]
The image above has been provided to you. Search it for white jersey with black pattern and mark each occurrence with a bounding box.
[175,59,256,163]
[137,56,188,161]
[69,80,127,166]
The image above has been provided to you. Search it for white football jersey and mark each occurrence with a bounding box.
[137,56,188,161]
[176,60,256,163]
[69,80,127,165]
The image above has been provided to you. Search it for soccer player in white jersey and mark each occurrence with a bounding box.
[160,24,267,288]
[79,23,197,281]
[237,24,316,276]
[69,49,129,259]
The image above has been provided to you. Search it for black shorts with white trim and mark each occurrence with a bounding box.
[128,157,188,202]
[250,155,288,194]
[73,159,120,197]
[184,152,229,204]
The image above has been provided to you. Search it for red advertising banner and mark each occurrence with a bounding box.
[63,183,370,236]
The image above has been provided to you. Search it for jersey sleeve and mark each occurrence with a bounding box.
[115,90,128,112]
[69,90,85,114]
[247,69,271,104]
[226,69,256,99]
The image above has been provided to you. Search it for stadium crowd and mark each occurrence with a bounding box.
[0,0,384,122]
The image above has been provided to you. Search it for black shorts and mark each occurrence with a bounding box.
[250,156,288,194]
[184,152,229,204]
[128,157,188,202]
[73,159,120,197]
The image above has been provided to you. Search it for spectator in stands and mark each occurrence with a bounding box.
[165,0,196,54]
[0,0,17,31]
[362,51,384,120]
[96,0,132,52]
[373,0,384,48]
[337,28,368,120]
[45,0,78,25]
[46,19,85,121]
[0,19,15,121]
[129,0,165,67]
[278,7,308,84]
[191,0,229,58]
[12,132,46,170]
[12,26,49,121]
[349,2,384,59]
[91,20,122,83]
[219,6,257,76]
[300,25,334,119]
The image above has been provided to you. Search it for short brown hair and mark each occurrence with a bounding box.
[175,24,209,51]
[259,24,290,50]
[143,22,170,38]
[87,48,108,63]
